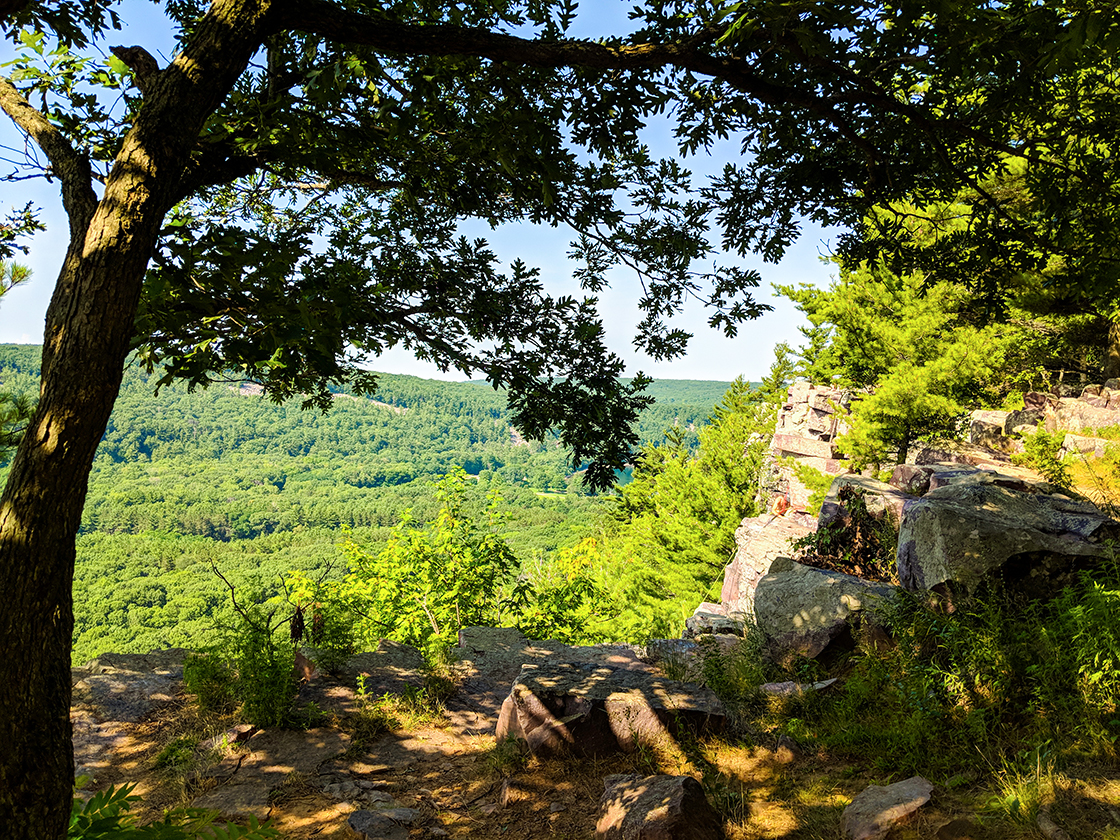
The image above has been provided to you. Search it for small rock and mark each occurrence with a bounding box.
[550,802,567,813]
[774,734,803,764]
[348,810,409,840]
[479,802,498,815]
[500,779,530,808]
[429,829,449,837]
[840,776,934,840]
[760,678,838,697]
[378,808,419,824]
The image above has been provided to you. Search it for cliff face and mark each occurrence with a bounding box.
[691,380,1120,664]
[761,382,851,519]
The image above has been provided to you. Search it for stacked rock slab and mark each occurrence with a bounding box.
[495,662,725,757]
[765,381,852,513]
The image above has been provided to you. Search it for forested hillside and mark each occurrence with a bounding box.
[0,345,740,661]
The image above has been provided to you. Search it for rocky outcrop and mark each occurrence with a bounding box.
[840,776,934,840]
[447,627,650,736]
[192,728,352,819]
[969,409,1019,455]
[72,648,191,723]
[896,479,1120,594]
[1061,433,1117,460]
[495,662,725,757]
[719,514,814,619]
[817,475,913,530]
[596,774,726,840]
[764,382,853,513]
[753,557,898,662]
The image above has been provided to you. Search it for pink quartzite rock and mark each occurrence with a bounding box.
[719,515,813,619]
[770,433,835,459]
[1046,397,1120,433]
[596,774,726,840]
[969,409,1014,453]
[496,663,724,758]
[840,776,934,840]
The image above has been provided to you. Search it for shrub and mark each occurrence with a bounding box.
[183,653,236,715]
[791,486,898,582]
[1012,424,1072,490]
[232,610,297,729]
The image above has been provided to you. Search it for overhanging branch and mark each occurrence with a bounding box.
[0,75,97,236]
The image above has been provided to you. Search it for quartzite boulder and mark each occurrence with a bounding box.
[896,480,1120,594]
[840,776,934,840]
[495,662,724,757]
[753,557,899,662]
[969,409,1015,454]
[683,603,744,639]
[719,515,813,619]
[1046,397,1120,433]
[596,774,726,840]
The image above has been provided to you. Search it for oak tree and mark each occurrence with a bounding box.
[1,1,1118,836]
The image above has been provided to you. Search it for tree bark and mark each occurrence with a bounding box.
[1105,318,1120,382]
[0,2,272,836]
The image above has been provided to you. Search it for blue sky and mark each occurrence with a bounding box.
[0,1,838,382]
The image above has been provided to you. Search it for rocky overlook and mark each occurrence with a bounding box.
[70,380,1120,839]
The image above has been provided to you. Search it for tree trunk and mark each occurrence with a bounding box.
[1105,318,1120,382]
[0,3,270,835]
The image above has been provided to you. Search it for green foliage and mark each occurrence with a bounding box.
[791,486,899,583]
[779,259,1008,467]
[69,780,277,839]
[229,609,297,729]
[185,603,297,729]
[789,462,833,516]
[153,738,197,771]
[182,654,236,716]
[596,378,772,641]
[295,602,355,676]
[696,633,768,704]
[1013,425,1073,490]
[293,471,518,653]
[507,538,614,644]
[795,560,1120,776]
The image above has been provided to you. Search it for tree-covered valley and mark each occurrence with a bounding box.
[0,344,760,663]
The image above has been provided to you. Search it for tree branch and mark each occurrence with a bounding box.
[0,76,97,236]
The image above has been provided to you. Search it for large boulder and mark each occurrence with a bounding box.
[495,662,724,757]
[753,557,899,662]
[896,480,1120,594]
[1046,397,1120,433]
[719,515,813,619]
[596,774,726,840]
[890,463,1054,497]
